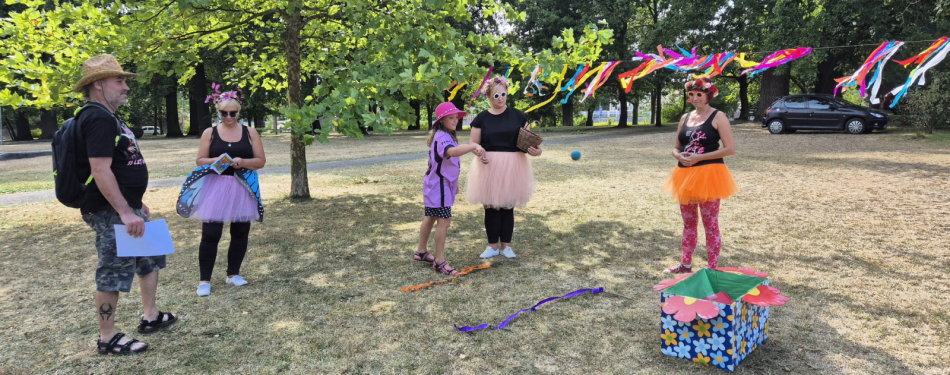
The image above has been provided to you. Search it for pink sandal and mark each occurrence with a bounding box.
[414,251,435,262]
[433,261,460,276]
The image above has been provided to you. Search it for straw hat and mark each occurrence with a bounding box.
[74,54,138,93]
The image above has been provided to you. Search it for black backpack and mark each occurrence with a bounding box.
[52,103,121,208]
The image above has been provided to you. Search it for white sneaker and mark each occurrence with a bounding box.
[196,283,211,297]
[226,275,248,286]
[480,246,500,258]
[501,247,517,258]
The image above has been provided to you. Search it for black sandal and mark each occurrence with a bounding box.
[413,251,435,262]
[97,332,147,355]
[138,311,178,334]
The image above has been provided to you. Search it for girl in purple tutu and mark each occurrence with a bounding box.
[413,102,485,275]
[186,86,266,296]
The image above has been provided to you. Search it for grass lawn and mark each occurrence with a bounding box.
[0,122,948,374]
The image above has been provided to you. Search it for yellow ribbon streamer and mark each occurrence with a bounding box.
[525,65,568,113]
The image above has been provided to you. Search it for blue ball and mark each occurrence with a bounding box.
[571,150,581,161]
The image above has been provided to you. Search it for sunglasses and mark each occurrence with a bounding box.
[219,110,239,118]
[493,92,507,100]
[687,92,705,98]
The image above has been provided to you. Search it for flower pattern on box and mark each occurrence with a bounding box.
[657,268,785,372]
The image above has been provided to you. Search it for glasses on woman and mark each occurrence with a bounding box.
[493,92,507,100]
[219,110,239,118]
[687,92,705,98]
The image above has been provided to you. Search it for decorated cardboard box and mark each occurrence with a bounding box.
[654,268,789,372]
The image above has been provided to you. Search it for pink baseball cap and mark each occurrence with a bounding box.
[433,102,467,126]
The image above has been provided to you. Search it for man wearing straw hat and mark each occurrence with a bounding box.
[74,54,177,355]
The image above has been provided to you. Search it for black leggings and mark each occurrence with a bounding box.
[199,222,251,281]
[484,207,515,244]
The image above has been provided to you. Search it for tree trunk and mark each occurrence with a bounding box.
[618,89,629,127]
[39,109,56,140]
[425,101,433,130]
[188,63,211,136]
[738,74,750,121]
[585,102,594,126]
[650,90,656,124]
[409,100,421,130]
[561,100,574,127]
[254,115,264,130]
[165,82,183,137]
[654,82,663,126]
[758,67,791,120]
[154,102,160,135]
[632,95,640,125]
[681,85,688,115]
[286,4,310,200]
[814,52,845,95]
[615,23,629,128]
[15,111,32,141]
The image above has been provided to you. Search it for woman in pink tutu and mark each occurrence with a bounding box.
[467,76,542,259]
[177,86,266,296]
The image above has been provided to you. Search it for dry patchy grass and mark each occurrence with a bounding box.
[0,123,948,374]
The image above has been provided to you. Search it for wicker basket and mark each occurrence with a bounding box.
[516,126,543,152]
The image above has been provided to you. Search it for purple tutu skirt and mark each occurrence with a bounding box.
[190,175,261,223]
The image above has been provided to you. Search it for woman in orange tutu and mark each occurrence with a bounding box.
[663,77,738,273]
[467,76,541,259]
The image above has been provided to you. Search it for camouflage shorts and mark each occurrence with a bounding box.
[82,209,166,293]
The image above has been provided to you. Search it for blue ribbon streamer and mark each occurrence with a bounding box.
[454,287,604,332]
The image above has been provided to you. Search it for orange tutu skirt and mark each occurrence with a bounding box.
[467,152,537,209]
[663,164,739,205]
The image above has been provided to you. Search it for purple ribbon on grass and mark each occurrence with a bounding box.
[454,287,604,332]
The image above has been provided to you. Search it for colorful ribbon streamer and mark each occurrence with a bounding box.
[734,53,761,68]
[525,65,568,113]
[523,65,545,97]
[559,64,589,104]
[401,264,490,292]
[454,287,604,332]
[834,41,904,99]
[580,61,620,103]
[470,67,494,103]
[886,37,950,107]
[560,62,605,103]
[446,82,467,101]
[741,47,812,77]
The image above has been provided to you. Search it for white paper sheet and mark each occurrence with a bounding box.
[114,219,176,257]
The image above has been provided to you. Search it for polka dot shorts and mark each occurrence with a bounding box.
[425,207,452,218]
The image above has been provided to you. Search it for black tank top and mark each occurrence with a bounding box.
[678,110,724,168]
[209,125,253,175]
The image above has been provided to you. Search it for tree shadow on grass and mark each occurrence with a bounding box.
[0,191,935,373]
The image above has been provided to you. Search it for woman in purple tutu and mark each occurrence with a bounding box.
[187,87,266,296]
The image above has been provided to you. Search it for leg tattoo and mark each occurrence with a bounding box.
[99,303,114,321]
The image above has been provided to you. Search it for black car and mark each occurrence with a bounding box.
[761,94,888,134]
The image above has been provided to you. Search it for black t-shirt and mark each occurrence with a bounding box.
[209,125,254,176]
[470,107,529,152]
[78,104,149,214]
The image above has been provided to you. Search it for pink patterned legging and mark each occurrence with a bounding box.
[679,200,721,268]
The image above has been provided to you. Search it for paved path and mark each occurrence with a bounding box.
[0,132,651,207]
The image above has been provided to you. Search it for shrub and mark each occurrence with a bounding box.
[902,72,950,135]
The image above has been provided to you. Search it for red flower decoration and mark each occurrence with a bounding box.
[663,295,720,322]
[741,285,790,307]
[715,267,769,278]
[653,273,693,292]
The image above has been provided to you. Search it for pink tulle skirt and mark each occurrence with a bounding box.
[466,151,537,209]
[190,175,260,223]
